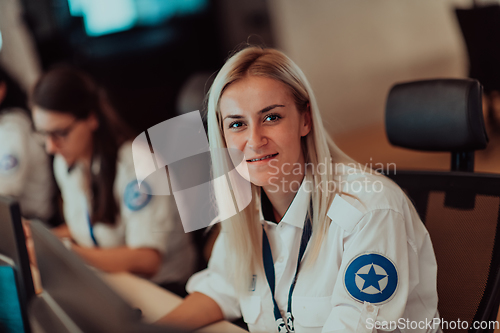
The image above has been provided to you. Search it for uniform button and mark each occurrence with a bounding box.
[278,256,284,263]
[366,304,374,312]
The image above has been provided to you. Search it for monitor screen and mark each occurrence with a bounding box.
[0,196,34,332]
[67,0,209,37]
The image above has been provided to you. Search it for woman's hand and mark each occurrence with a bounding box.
[48,223,161,277]
[21,218,43,294]
[51,223,72,239]
[71,245,162,278]
[21,218,36,265]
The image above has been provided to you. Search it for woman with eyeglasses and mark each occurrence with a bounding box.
[30,67,196,292]
[0,65,54,221]
[157,46,440,332]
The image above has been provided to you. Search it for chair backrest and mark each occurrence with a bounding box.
[385,79,500,333]
[387,171,500,332]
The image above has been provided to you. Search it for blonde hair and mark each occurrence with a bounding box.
[206,46,353,293]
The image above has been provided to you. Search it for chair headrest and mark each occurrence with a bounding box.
[385,79,488,152]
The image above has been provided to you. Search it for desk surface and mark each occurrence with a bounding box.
[102,273,247,333]
[103,272,500,333]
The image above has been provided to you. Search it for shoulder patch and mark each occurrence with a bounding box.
[0,154,19,174]
[344,252,398,305]
[124,180,152,211]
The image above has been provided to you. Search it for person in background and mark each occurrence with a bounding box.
[0,65,54,221]
[158,46,440,332]
[482,92,500,140]
[30,66,196,294]
[457,6,500,171]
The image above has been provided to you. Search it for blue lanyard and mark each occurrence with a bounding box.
[262,207,312,333]
[87,211,99,247]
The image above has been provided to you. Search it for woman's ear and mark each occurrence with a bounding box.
[0,82,7,105]
[300,103,312,137]
[87,112,99,131]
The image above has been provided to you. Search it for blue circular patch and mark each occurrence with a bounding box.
[344,252,398,305]
[124,180,152,211]
[0,154,19,173]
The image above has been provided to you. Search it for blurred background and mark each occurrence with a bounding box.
[1,0,498,172]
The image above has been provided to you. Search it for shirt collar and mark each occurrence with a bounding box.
[260,178,310,229]
[67,163,76,173]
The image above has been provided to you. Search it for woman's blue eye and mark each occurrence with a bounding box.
[265,114,281,122]
[229,121,243,129]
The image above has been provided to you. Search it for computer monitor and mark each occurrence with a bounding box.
[0,196,34,333]
[0,256,29,333]
[29,220,186,333]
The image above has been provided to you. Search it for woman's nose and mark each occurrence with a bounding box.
[246,126,268,150]
[45,136,59,155]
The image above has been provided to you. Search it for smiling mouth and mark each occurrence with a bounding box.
[247,153,279,162]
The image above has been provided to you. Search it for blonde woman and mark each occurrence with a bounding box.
[159,47,440,333]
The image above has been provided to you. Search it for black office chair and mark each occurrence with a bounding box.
[385,79,500,333]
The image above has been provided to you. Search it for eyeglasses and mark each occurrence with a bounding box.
[34,120,80,145]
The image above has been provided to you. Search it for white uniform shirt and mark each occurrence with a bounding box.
[54,141,196,285]
[0,109,54,220]
[187,166,440,333]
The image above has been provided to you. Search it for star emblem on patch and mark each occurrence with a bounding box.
[356,263,388,294]
[0,154,19,174]
[124,180,152,211]
[344,253,398,304]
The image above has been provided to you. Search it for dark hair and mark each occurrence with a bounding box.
[31,66,135,225]
[0,65,28,112]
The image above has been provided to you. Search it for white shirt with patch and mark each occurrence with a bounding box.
[187,166,440,333]
[54,142,196,285]
[0,109,54,220]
